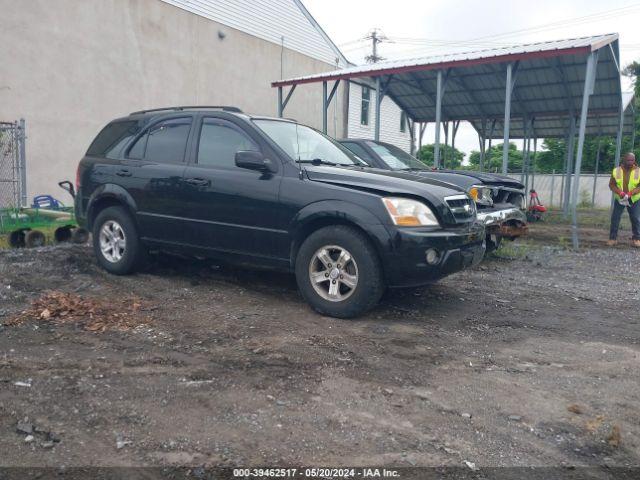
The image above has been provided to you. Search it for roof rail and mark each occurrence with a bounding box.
[129,106,243,115]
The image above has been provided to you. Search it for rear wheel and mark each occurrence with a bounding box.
[485,234,502,253]
[295,226,384,318]
[92,206,146,275]
[25,230,46,248]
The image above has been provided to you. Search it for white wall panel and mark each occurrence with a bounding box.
[347,82,412,152]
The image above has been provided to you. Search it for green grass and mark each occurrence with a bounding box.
[542,207,631,229]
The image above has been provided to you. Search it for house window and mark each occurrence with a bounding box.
[361,86,370,126]
[400,111,407,133]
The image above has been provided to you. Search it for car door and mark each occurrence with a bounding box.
[181,116,286,261]
[119,115,194,244]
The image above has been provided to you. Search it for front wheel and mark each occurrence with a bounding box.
[92,206,146,275]
[295,226,384,318]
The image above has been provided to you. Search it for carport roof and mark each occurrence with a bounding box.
[272,33,623,130]
[468,91,635,139]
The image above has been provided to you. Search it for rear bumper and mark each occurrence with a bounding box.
[477,207,527,238]
[381,222,486,288]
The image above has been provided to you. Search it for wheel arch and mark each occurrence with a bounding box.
[86,184,138,230]
[289,201,389,272]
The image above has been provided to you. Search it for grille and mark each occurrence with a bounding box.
[445,195,476,223]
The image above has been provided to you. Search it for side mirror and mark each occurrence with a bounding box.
[235,150,276,173]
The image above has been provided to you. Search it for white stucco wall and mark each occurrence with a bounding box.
[0,0,346,199]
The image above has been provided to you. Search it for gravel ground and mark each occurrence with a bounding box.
[0,222,639,477]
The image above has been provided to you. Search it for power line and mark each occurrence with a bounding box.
[364,29,389,63]
[378,2,640,59]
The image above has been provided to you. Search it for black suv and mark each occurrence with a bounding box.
[75,107,485,318]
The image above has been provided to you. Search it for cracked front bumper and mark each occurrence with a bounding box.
[477,207,528,238]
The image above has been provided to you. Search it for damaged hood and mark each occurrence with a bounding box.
[438,169,524,190]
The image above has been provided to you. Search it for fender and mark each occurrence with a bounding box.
[289,200,392,266]
[86,183,138,229]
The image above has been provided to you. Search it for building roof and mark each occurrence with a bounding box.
[272,33,623,133]
[160,0,348,67]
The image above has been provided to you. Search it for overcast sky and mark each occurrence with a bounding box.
[303,0,640,161]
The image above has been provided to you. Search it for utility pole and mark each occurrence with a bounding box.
[365,29,387,64]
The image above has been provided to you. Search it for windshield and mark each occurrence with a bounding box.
[254,119,365,166]
[367,141,427,170]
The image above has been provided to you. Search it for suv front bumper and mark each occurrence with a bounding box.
[380,222,486,288]
[477,207,528,238]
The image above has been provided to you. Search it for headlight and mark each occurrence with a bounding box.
[468,185,494,206]
[382,197,439,227]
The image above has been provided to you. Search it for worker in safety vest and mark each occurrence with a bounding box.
[607,152,640,247]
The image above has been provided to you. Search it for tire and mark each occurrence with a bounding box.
[92,206,146,275]
[295,225,384,318]
[25,230,46,248]
[54,226,72,243]
[71,227,90,244]
[485,234,502,253]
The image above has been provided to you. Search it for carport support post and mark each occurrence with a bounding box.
[483,120,496,173]
[451,120,460,167]
[592,134,602,207]
[563,116,576,218]
[434,70,444,168]
[375,77,382,141]
[550,170,556,208]
[502,63,515,175]
[278,87,283,117]
[322,81,328,134]
[614,98,624,168]
[570,51,598,249]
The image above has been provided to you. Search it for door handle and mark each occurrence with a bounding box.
[185,177,210,187]
[116,169,132,177]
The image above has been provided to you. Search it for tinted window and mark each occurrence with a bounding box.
[254,120,364,166]
[341,142,374,165]
[197,119,258,168]
[86,120,142,158]
[366,141,427,170]
[128,117,192,163]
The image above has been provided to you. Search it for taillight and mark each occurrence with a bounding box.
[75,165,81,191]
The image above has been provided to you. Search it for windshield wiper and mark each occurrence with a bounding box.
[297,158,338,166]
[298,158,362,168]
[401,167,428,171]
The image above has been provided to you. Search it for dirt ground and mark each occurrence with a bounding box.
[1,216,639,476]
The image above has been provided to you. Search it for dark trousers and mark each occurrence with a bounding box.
[609,199,640,240]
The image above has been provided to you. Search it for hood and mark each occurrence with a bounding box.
[400,171,477,190]
[438,169,524,189]
[304,165,467,207]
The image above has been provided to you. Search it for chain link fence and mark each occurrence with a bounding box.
[0,120,26,209]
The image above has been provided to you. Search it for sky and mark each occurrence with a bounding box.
[303,0,640,161]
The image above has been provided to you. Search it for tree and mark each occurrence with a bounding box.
[417,144,464,169]
[468,143,523,172]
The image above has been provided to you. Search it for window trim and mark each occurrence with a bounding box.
[193,116,261,170]
[361,86,370,126]
[124,115,193,163]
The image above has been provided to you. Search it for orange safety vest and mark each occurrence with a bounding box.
[613,166,640,203]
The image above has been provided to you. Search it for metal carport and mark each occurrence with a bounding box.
[272,34,628,248]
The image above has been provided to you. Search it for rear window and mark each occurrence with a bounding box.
[86,120,142,158]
